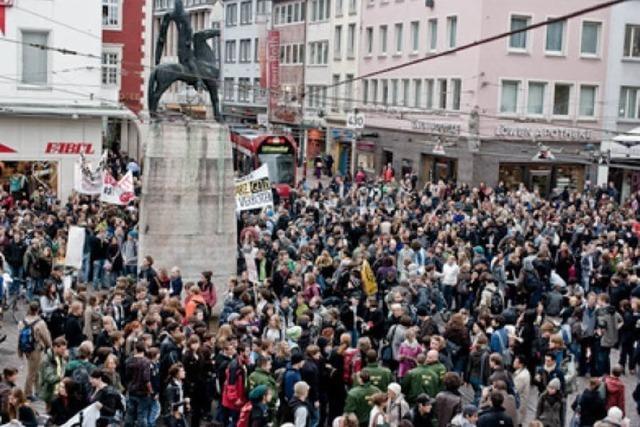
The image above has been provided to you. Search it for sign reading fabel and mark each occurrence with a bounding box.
[45,142,95,155]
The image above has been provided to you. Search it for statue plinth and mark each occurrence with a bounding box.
[139,118,236,308]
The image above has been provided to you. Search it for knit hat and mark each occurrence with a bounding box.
[547,378,561,391]
[387,383,401,396]
[286,326,302,341]
[603,407,624,426]
[473,246,484,255]
[249,385,268,402]
[291,351,304,365]
[227,313,240,323]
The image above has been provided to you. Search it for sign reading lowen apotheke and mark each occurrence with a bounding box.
[495,125,593,141]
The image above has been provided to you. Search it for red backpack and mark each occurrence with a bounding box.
[343,348,362,385]
[237,402,253,427]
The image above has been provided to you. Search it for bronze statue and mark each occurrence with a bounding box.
[148,0,221,120]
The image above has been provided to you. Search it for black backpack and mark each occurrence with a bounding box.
[490,290,504,315]
[71,364,92,403]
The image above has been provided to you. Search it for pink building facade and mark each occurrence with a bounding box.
[341,0,611,193]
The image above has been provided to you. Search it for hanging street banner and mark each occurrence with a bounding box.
[100,170,135,205]
[235,164,274,212]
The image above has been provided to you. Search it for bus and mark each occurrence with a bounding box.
[230,127,298,199]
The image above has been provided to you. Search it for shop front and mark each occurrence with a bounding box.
[306,128,326,165]
[355,140,376,174]
[499,163,586,196]
[421,154,458,184]
[329,127,356,176]
[0,116,103,201]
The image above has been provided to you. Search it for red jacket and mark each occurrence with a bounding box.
[604,375,625,414]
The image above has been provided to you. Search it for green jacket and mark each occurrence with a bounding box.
[248,368,278,408]
[344,382,381,426]
[401,363,445,405]
[37,350,67,403]
[362,363,393,392]
[64,359,96,377]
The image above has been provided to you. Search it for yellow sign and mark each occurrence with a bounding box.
[361,259,378,296]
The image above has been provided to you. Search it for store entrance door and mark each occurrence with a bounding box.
[529,168,552,197]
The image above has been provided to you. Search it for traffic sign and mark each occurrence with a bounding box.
[346,112,365,129]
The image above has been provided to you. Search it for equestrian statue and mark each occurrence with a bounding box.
[148,0,222,121]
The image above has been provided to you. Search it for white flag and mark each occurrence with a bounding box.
[100,170,135,205]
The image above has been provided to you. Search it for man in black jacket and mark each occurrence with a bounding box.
[477,391,514,427]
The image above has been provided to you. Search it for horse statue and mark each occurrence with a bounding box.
[147,0,221,121]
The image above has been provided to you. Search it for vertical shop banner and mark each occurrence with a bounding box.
[267,30,280,119]
[65,226,85,269]
[100,171,135,205]
[259,36,267,88]
[235,164,274,211]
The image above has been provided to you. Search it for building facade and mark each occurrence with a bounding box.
[0,0,130,201]
[220,0,268,123]
[599,1,640,199]
[348,0,610,195]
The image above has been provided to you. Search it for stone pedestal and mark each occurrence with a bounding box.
[139,118,236,309]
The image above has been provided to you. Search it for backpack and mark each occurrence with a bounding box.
[196,302,211,321]
[343,348,362,385]
[490,290,503,315]
[495,330,513,371]
[237,402,253,427]
[18,319,40,354]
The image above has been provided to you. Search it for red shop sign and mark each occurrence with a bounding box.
[45,142,94,155]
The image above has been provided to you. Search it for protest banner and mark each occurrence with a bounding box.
[100,171,135,205]
[235,164,274,211]
[73,154,104,195]
[64,226,85,269]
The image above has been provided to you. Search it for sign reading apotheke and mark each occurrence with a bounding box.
[495,125,593,141]
[410,120,461,136]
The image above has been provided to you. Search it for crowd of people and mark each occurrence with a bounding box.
[0,153,639,427]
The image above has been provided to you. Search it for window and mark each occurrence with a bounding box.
[286,4,293,23]
[380,25,388,54]
[102,0,120,28]
[402,79,410,107]
[438,78,447,109]
[348,0,356,14]
[347,24,356,58]
[371,79,378,104]
[240,1,252,24]
[623,25,640,58]
[451,78,461,110]
[331,75,340,112]
[238,78,251,102]
[224,78,235,101]
[619,86,640,119]
[21,31,48,85]
[274,1,305,25]
[225,40,237,63]
[253,77,265,102]
[257,0,267,15]
[307,85,327,108]
[413,79,421,107]
[394,23,403,54]
[363,80,369,104]
[509,15,530,50]
[101,49,119,87]
[310,0,330,22]
[500,80,520,114]
[382,79,389,105]
[553,83,572,116]
[446,16,457,48]
[545,20,566,54]
[226,3,238,26]
[334,26,342,59]
[391,79,398,105]
[579,85,597,117]
[428,18,437,51]
[527,82,546,115]
[410,21,419,52]
[254,37,259,62]
[309,41,329,65]
[365,27,373,55]
[581,21,601,56]
[239,39,251,62]
[425,78,434,109]
[335,0,342,16]
[345,74,354,110]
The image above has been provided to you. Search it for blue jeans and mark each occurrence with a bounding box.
[125,394,152,427]
[92,259,106,289]
[81,252,91,283]
[469,376,482,406]
[125,265,137,278]
[310,405,320,427]
[147,397,161,427]
[596,346,612,376]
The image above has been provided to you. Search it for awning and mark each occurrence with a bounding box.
[613,127,640,148]
[0,103,135,119]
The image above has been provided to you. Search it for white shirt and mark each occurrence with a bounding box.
[442,263,460,286]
